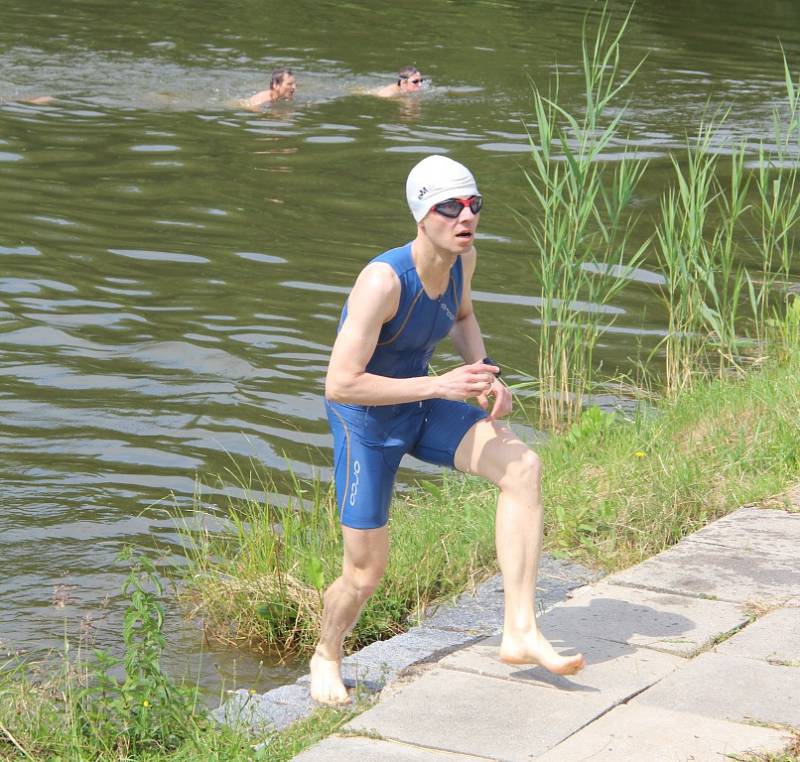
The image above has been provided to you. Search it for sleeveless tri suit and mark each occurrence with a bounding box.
[325,242,487,529]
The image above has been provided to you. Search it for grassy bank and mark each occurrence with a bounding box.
[541,349,800,570]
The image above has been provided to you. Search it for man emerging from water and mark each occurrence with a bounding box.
[240,68,296,110]
[309,155,585,705]
[374,65,424,97]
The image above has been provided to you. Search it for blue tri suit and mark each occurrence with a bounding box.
[326,242,488,529]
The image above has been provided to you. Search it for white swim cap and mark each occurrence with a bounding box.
[406,155,479,222]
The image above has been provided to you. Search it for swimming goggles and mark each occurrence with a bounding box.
[432,195,483,218]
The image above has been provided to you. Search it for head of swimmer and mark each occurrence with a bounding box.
[397,65,424,93]
[270,68,296,100]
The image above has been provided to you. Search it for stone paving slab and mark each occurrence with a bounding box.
[684,506,800,559]
[293,735,488,762]
[715,607,800,665]
[634,651,800,729]
[439,631,682,697]
[606,538,800,604]
[535,703,790,762]
[538,582,748,657]
[345,666,623,761]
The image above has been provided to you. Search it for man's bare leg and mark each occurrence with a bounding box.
[310,525,389,704]
[455,420,584,675]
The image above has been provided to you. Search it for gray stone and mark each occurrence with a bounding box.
[345,666,624,761]
[386,626,481,657]
[423,558,598,635]
[292,735,486,761]
[715,607,800,665]
[422,587,505,635]
[340,638,429,684]
[439,631,682,696]
[210,683,317,733]
[605,538,800,605]
[634,651,800,728]
[541,581,749,657]
[536,704,790,762]
[294,627,483,695]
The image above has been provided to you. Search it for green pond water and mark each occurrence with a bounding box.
[2,0,799,694]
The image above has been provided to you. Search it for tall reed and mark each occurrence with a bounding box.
[524,5,648,428]
[652,123,753,395]
[527,7,800,409]
[653,72,800,396]
[748,53,800,342]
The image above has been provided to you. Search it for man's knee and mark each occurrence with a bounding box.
[342,563,385,601]
[502,449,542,494]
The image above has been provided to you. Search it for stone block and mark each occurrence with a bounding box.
[292,735,485,761]
[439,631,682,696]
[685,507,800,559]
[634,651,800,728]
[606,540,800,605]
[536,704,789,762]
[542,581,748,657]
[346,666,624,761]
[715,607,800,665]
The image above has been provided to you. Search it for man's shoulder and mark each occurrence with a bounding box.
[371,242,413,273]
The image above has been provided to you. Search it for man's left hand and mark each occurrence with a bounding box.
[477,378,512,420]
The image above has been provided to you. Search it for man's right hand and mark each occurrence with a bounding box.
[435,360,500,401]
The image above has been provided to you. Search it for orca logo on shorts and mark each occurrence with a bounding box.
[349,459,361,506]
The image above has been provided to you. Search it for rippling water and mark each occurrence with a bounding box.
[2,0,800,694]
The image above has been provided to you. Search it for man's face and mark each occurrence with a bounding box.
[274,75,296,100]
[420,196,480,256]
[400,72,423,92]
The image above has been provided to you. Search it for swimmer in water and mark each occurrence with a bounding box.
[374,65,424,98]
[240,68,296,111]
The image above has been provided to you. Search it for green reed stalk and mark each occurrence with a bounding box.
[524,4,647,428]
[748,52,800,342]
[652,121,756,394]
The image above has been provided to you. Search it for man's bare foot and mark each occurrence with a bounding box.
[309,652,350,705]
[499,631,585,675]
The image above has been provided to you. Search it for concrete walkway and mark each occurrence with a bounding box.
[294,497,800,761]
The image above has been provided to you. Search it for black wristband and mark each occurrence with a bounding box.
[482,356,501,378]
